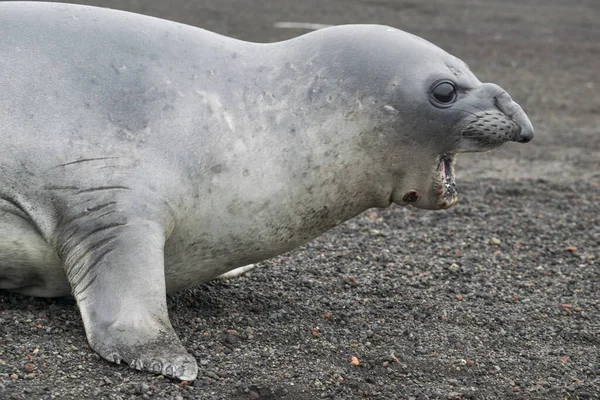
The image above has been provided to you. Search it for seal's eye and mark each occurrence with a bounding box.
[431,81,457,106]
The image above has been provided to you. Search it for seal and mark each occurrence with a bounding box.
[0,2,533,380]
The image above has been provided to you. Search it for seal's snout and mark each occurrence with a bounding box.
[458,83,534,153]
[516,125,534,143]
[494,90,534,143]
[514,115,534,143]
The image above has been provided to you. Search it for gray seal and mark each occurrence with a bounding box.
[0,2,533,380]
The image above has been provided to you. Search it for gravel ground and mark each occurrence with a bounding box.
[1,0,599,399]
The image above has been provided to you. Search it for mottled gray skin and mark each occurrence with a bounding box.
[0,2,533,380]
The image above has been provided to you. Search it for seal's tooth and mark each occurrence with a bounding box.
[439,158,447,180]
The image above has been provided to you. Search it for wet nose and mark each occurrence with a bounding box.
[494,89,534,143]
[516,126,533,143]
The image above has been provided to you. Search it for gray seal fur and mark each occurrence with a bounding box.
[0,2,533,380]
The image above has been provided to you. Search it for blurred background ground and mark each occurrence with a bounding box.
[0,0,598,399]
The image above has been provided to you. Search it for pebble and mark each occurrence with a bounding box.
[205,371,219,380]
[134,383,142,394]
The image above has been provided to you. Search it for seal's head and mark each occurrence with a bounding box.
[315,25,534,211]
[397,79,534,210]
[379,29,534,210]
[390,66,533,210]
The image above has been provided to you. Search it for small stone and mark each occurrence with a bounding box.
[226,333,239,345]
[490,237,501,245]
[249,391,260,400]
[205,371,219,380]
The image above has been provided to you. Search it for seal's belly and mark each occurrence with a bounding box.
[0,205,69,297]
[163,222,315,293]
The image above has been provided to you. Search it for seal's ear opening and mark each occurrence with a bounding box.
[429,81,458,108]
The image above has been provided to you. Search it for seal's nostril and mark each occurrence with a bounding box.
[516,125,534,143]
[519,135,532,143]
[493,88,534,144]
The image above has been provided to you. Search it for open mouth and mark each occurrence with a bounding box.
[436,154,458,208]
[394,153,459,209]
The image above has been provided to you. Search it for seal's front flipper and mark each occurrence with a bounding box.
[56,217,198,380]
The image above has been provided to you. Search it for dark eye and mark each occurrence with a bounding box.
[431,81,458,106]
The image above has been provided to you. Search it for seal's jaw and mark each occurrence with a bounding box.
[392,153,459,210]
[435,154,458,208]
[416,153,459,210]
